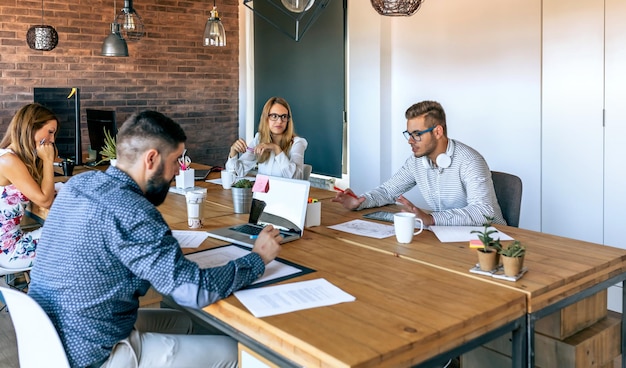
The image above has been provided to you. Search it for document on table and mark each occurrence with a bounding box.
[173,230,209,248]
[430,226,514,242]
[328,219,395,239]
[185,245,312,286]
[234,278,356,318]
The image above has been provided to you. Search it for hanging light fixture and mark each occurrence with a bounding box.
[203,0,226,47]
[243,0,330,42]
[26,0,58,51]
[370,0,425,16]
[101,0,129,57]
[115,0,145,41]
[280,0,315,13]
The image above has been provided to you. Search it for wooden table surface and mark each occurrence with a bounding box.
[309,198,626,314]
[168,224,526,368]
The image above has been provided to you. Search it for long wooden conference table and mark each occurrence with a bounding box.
[162,186,527,368]
[28,168,626,367]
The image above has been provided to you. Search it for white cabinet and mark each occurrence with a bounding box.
[604,0,626,251]
[541,0,604,244]
[543,0,626,313]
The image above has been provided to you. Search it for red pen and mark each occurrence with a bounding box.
[334,186,359,199]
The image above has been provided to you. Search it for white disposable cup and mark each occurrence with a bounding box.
[185,190,207,229]
[221,170,236,189]
[393,212,424,243]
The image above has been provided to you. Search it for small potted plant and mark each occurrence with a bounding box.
[231,179,253,214]
[98,127,117,166]
[499,240,526,277]
[471,216,502,271]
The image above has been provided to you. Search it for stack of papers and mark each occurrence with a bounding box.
[234,278,355,317]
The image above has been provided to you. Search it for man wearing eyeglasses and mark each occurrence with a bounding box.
[332,100,505,227]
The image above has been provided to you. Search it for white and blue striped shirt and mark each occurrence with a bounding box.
[358,139,505,226]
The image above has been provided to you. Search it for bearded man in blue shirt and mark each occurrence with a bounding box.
[29,110,282,368]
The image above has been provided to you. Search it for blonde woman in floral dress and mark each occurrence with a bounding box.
[0,103,57,269]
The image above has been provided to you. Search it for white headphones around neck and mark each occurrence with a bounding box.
[422,153,451,170]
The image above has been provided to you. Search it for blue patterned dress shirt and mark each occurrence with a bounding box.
[28,167,265,368]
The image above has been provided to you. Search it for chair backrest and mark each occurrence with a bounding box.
[0,265,32,277]
[0,287,70,368]
[491,171,523,227]
[302,164,313,181]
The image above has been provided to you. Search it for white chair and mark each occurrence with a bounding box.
[302,164,312,181]
[0,286,70,368]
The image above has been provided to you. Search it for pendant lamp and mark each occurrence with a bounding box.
[26,0,58,51]
[280,0,315,13]
[116,0,145,41]
[203,1,226,47]
[370,0,425,16]
[101,0,129,57]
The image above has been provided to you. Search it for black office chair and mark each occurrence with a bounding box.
[491,171,522,227]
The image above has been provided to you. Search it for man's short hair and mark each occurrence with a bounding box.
[117,110,187,162]
[405,101,447,135]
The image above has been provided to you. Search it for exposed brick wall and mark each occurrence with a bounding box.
[0,0,239,166]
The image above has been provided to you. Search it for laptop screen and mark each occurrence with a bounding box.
[252,175,310,234]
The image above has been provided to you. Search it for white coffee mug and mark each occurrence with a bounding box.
[393,212,424,244]
[221,170,236,189]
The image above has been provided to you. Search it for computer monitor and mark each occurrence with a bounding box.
[86,109,117,165]
[33,87,82,165]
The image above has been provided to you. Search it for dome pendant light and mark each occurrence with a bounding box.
[116,0,145,41]
[101,0,129,57]
[203,1,226,47]
[26,0,58,51]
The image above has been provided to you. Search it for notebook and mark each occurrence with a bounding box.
[206,175,311,247]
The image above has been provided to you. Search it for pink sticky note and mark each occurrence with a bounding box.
[252,175,270,193]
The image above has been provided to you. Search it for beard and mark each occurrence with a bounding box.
[145,162,173,206]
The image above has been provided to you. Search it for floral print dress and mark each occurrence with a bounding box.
[0,148,41,269]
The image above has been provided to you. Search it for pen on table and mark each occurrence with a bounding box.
[249,235,258,239]
[333,186,359,199]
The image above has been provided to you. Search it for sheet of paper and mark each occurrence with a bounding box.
[184,245,301,285]
[234,278,356,318]
[430,226,514,242]
[173,230,209,248]
[206,177,256,185]
[328,219,395,239]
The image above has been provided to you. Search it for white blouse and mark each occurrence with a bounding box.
[225,134,308,179]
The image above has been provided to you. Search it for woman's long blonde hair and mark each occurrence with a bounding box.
[0,103,58,184]
[257,97,296,164]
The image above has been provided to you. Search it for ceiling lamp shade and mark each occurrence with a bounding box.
[203,3,226,47]
[26,0,58,51]
[116,0,145,41]
[370,0,425,16]
[243,0,330,42]
[101,22,129,57]
[280,0,315,13]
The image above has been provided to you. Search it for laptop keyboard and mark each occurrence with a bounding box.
[231,224,263,235]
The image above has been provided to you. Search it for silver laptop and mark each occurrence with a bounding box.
[206,175,310,247]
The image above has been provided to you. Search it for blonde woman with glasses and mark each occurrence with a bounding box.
[226,96,308,179]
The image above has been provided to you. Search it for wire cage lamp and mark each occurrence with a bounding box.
[203,0,226,47]
[370,0,425,16]
[115,0,145,41]
[26,0,58,51]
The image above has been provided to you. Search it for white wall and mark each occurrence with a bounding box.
[346,0,542,231]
